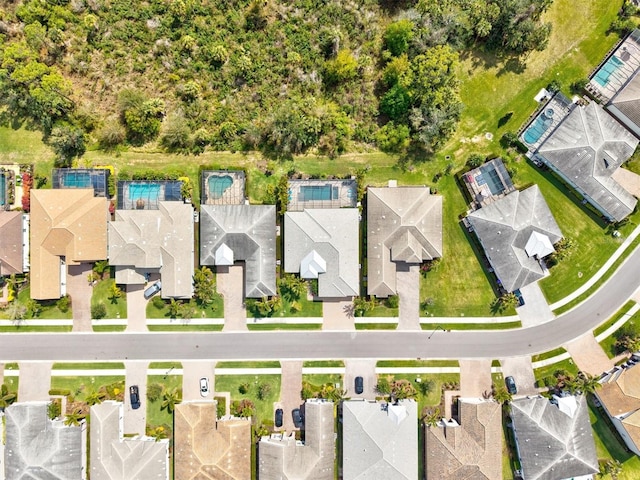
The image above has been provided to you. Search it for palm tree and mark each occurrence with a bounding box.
[161,388,181,414]
[573,372,602,395]
[0,384,17,411]
[423,408,441,428]
[85,389,106,406]
[599,459,622,479]
[147,425,167,442]
[109,282,123,303]
[492,385,512,404]
[64,410,85,426]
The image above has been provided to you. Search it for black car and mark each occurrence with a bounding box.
[505,376,517,395]
[513,289,525,307]
[129,385,141,409]
[355,376,364,394]
[292,408,303,428]
[275,408,283,428]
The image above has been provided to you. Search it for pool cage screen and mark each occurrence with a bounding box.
[287,179,358,211]
[117,180,183,210]
[52,168,109,197]
[201,170,247,205]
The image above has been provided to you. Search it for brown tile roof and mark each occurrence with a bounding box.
[597,365,640,451]
[30,189,107,299]
[174,403,252,480]
[0,211,23,275]
[425,400,502,480]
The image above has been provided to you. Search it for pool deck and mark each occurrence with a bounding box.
[202,171,246,205]
[0,164,23,210]
[287,179,357,212]
[588,31,640,102]
[519,94,574,152]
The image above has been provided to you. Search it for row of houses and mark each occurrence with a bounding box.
[1,392,600,480]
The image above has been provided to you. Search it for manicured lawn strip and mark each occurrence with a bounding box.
[0,326,72,332]
[376,360,459,368]
[0,288,73,320]
[365,304,399,317]
[52,362,125,370]
[149,362,182,369]
[531,347,568,363]
[214,374,281,426]
[216,361,281,369]
[387,373,460,409]
[594,301,636,337]
[147,324,223,332]
[91,279,127,319]
[533,359,579,385]
[302,374,343,389]
[600,309,640,359]
[420,321,522,331]
[355,323,397,330]
[146,374,182,431]
[303,361,345,368]
[246,295,323,318]
[146,297,224,319]
[247,323,321,331]
[92,325,127,332]
[50,375,125,402]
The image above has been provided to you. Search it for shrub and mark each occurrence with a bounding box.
[323,49,358,86]
[257,383,272,400]
[466,153,485,169]
[384,20,414,57]
[152,295,165,309]
[238,383,250,394]
[386,295,399,309]
[56,294,71,313]
[215,396,226,418]
[97,119,126,150]
[147,383,164,402]
[91,302,107,319]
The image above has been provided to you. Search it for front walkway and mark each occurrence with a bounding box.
[516,282,555,327]
[17,362,52,401]
[459,359,492,397]
[67,264,93,332]
[126,284,147,332]
[563,332,614,376]
[322,299,354,330]
[397,264,420,330]
[217,265,247,331]
[277,361,303,432]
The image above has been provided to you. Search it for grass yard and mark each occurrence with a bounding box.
[146,296,224,319]
[595,301,637,337]
[91,279,127,319]
[214,374,281,426]
[420,321,522,331]
[303,361,345,368]
[147,324,223,332]
[52,362,125,370]
[216,361,280,369]
[533,358,579,386]
[531,347,568,363]
[245,295,322,318]
[302,374,343,389]
[376,360,459,368]
[355,323,397,330]
[600,308,640,359]
[247,323,321,331]
[49,375,125,402]
[0,288,73,321]
[146,374,182,430]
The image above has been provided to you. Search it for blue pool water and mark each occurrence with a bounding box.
[594,55,624,87]
[299,185,336,202]
[62,171,92,188]
[523,113,553,145]
[129,183,161,201]
[208,175,233,200]
[0,174,5,205]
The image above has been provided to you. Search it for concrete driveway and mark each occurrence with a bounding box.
[17,362,52,401]
[516,282,554,328]
[397,264,420,330]
[182,361,215,401]
[276,361,303,431]
[126,284,147,332]
[459,359,492,397]
[323,299,354,330]
[218,265,247,331]
[344,359,377,400]
[564,333,614,376]
[67,264,92,332]
[124,361,148,436]
[499,357,537,397]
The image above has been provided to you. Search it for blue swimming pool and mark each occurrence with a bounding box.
[62,171,92,188]
[0,173,5,205]
[299,185,337,202]
[208,175,233,200]
[523,112,554,145]
[129,183,161,201]
[478,165,505,196]
[594,55,624,87]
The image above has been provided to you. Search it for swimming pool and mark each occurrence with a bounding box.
[299,185,337,202]
[593,55,624,87]
[61,171,92,188]
[0,173,5,205]
[523,112,554,145]
[208,175,233,200]
[478,166,505,196]
[128,183,161,201]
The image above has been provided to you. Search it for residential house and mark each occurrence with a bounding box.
[259,399,335,480]
[108,202,194,299]
[595,362,640,456]
[200,205,276,298]
[284,208,359,298]
[425,398,502,480]
[174,402,252,480]
[30,189,108,300]
[0,211,24,276]
[367,185,443,298]
[467,185,563,293]
[509,395,598,480]
[4,402,87,480]
[343,399,418,480]
[90,402,168,480]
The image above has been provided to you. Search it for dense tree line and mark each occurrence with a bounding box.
[0,0,556,159]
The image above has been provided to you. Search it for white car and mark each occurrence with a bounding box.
[200,377,209,397]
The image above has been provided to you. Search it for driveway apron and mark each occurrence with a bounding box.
[218,265,248,331]
[67,264,93,332]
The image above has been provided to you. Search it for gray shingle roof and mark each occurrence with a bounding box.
[284,209,359,298]
[467,185,562,292]
[200,205,276,298]
[4,402,86,480]
[367,187,442,297]
[258,400,335,480]
[90,402,168,480]
[510,395,598,480]
[343,400,418,480]
[535,101,638,222]
[109,202,194,299]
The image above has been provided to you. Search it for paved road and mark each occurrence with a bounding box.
[1,246,639,362]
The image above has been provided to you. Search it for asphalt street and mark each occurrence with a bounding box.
[2,245,639,362]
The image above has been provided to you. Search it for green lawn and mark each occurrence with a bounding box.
[355,323,398,330]
[147,324,223,332]
[600,308,640,359]
[533,359,579,386]
[149,362,183,369]
[146,375,182,430]
[595,302,636,337]
[52,362,125,370]
[214,374,281,426]
[303,361,345,368]
[376,360,459,368]
[246,295,322,318]
[215,361,280,369]
[0,288,73,321]
[247,323,321,331]
[49,375,125,402]
[420,321,522,331]
[146,296,224,319]
[386,373,460,410]
[302,374,343,389]
[531,347,568,363]
[91,279,127,319]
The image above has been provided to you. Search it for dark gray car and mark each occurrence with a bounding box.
[505,376,517,395]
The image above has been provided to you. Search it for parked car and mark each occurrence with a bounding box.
[275,408,283,428]
[144,281,162,299]
[514,289,525,307]
[505,376,517,395]
[200,377,209,397]
[129,385,141,409]
[292,408,303,428]
[355,376,364,394]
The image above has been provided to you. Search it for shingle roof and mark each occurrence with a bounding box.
[367,187,442,297]
[258,399,335,480]
[467,185,562,292]
[109,202,194,299]
[510,395,598,480]
[284,209,359,298]
[90,402,168,480]
[343,400,418,480]
[174,402,252,480]
[535,101,638,222]
[200,205,276,297]
[30,189,108,299]
[5,402,86,480]
[0,211,23,275]
[425,399,502,480]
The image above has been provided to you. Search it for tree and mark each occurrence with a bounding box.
[353,296,375,317]
[375,122,411,153]
[91,302,107,320]
[160,111,191,151]
[85,389,106,406]
[497,293,518,312]
[193,267,216,305]
[168,299,181,319]
[323,49,358,86]
[492,385,512,404]
[109,283,122,303]
[26,298,42,318]
[417,379,435,396]
[380,84,411,121]
[245,1,267,31]
[49,125,86,167]
[599,459,622,479]
[384,20,414,57]
[64,409,85,426]
[147,383,164,402]
[551,237,575,262]
[278,275,307,302]
[147,425,168,442]
[423,408,441,427]
[97,118,126,150]
[7,302,27,324]
[376,376,392,396]
[161,388,181,414]
[231,399,255,417]
[257,383,272,401]
[391,379,417,400]
[466,153,485,169]
[0,384,17,411]
[571,372,602,395]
